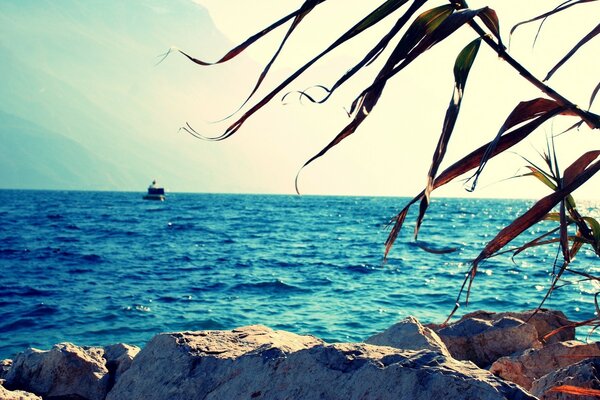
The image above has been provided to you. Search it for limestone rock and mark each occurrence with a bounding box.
[0,359,12,380]
[5,342,110,400]
[490,340,600,390]
[0,384,42,400]
[531,358,600,400]
[433,316,542,367]
[431,309,574,344]
[365,316,450,356]
[103,343,140,383]
[107,324,536,400]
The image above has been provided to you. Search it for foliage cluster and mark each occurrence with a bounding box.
[175,0,600,355]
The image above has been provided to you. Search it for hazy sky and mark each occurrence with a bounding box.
[2,0,599,199]
[189,0,600,200]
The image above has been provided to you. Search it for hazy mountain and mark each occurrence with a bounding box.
[0,0,256,192]
[0,111,134,190]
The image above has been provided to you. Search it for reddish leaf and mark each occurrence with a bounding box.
[467,98,568,190]
[416,38,481,238]
[385,105,568,259]
[183,0,417,141]
[564,151,600,186]
[550,385,600,397]
[472,158,600,265]
[477,8,502,47]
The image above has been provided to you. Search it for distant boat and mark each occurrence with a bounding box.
[143,180,165,201]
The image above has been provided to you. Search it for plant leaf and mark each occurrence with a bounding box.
[183,0,418,141]
[466,98,569,191]
[294,4,458,192]
[563,150,600,186]
[287,0,428,105]
[472,157,600,267]
[415,38,481,238]
[477,8,502,47]
[385,105,567,259]
[550,385,600,396]
[590,81,600,109]
[510,0,598,38]
[545,22,600,81]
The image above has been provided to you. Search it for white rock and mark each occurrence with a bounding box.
[491,340,600,390]
[0,383,42,400]
[103,343,140,383]
[5,342,109,400]
[453,309,575,344]
[107,324,536,400]
[433,316,542,367]
[365,316,450,356]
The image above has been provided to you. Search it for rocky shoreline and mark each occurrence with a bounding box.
[1,309,598,400]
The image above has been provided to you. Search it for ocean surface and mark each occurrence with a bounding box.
[1,190,599,359]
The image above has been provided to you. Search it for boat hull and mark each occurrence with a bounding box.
[143,194,165,201]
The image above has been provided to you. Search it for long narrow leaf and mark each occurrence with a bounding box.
[590,82,600,109]
[470,158,600,269]
[183,0,418,141]
[385,105,569,259]
[545,22,600,81]
[286,0,428,105]
[449,157,600,318]
[466,98,571,190]
[294,4,457,192]
[510,0,598,38]
[415,38,481,238]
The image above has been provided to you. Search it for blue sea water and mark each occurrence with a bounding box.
[1,190,599,359]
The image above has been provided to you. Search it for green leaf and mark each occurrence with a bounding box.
[525,166,558,190]
[582,216,600,243]
[454,38,482,90]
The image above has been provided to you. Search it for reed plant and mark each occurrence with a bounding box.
[173,0,600,374]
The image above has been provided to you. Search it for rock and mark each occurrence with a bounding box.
[103,343,140,384]
[433,316,542,367]
[531,358,600,400]
[0,384,42,400]
[0,359,12,380]
[107,324,536,400]
[5,342,110,400]
[490,340,600,390]
[432,309,574,344]
[365,316,450,356]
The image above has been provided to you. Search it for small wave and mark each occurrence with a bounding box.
[82,254,103,263]
[0,318,37,332]
[0,286,56,298]
[345,264,379,274]
[23,303,60,318]
[231,280,309,293]
[46,214,63,220]
[68,268,93,274]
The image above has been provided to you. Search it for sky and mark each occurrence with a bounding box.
[1,0,599,199]
[190,0,600,200]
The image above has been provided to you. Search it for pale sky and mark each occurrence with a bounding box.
[1,0,598,199]
[189,0,600,200]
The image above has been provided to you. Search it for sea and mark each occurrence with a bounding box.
[1,190,599,359]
